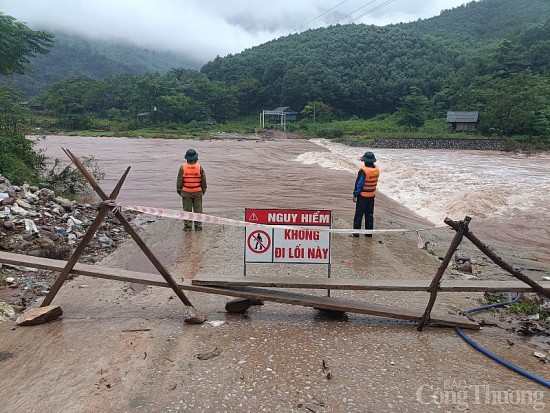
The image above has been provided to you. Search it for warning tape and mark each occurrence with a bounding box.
[107,202,442,239]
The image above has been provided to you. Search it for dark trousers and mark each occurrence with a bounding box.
[353,196,375,237]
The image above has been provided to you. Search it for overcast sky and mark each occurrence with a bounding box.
[0,0,472,64]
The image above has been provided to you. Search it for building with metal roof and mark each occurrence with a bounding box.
[446,111,479,132]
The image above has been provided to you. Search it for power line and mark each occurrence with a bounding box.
[289,0,403,35]
[290,0,353,34]
[329,0,381,26]
[349,0,399,23]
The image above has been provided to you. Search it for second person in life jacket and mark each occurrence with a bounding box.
[351,151,379,237]
[177,148,207,231]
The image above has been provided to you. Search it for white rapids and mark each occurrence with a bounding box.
[297,139,550,226]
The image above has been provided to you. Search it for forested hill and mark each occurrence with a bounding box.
[203,25,457,118]
[402,0,550,44]
[0,31,200,96]
[201,0,550,117]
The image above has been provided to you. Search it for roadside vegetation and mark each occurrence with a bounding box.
[0,12,103,196]
[485,293,550,319]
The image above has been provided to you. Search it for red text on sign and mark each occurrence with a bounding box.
[284,229,320,241]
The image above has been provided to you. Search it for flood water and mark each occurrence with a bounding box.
[33,135,550,264]
[16,134,549,412]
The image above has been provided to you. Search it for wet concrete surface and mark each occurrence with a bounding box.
[1,136,549,412]
[1,215,548,412]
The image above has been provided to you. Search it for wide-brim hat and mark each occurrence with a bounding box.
[185,149,198,160]
[360,151,376,163]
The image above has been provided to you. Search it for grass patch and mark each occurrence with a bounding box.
[508,302,541,316]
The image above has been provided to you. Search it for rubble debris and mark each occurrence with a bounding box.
[184,307,207,324]
[0,302,16,322]
[196,347,222,360]
[455,251,471,263]
[205,320,225,327]
[0,174,146,311]
[16,305,63,326]
[225,298,252,313]
[532,351,549,363]
[0,352,14,361]
[321,359,332,379]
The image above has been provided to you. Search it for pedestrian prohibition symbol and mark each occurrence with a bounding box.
[247,230,271,254]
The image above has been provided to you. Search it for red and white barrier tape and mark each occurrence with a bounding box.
[106,202,440,238]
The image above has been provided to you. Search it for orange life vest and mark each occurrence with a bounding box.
[182,163,202,193]
[360,165,379,198]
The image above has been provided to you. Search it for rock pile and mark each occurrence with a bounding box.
[0,174,151,315]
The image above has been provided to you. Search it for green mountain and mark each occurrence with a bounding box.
[2,0,548,137]
[200,0,550,117]
[402,0,550,44]
[0,31,200,96]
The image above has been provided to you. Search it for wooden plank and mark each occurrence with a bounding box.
[63,148,194,307]
[0,252,478,329]
[187,285,480,330]
[2,252,546,293]
[191,276,550,292]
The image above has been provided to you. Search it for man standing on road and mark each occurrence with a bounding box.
[351,151,379,237]
[177,149,207,231]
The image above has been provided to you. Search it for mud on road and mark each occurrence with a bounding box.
[1,134,549,412]
[1,211,549,413]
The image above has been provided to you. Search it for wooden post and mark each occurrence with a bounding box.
[61,149,197,310]
[41,166,130,307]
[417,216,471,331]
[445,218,550,298]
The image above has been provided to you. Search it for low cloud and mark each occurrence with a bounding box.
[0,0,469,64]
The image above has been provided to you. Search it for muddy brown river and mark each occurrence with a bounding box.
[32,134,549,265]
[0,134,548,412]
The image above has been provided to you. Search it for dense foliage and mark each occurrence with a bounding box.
[198,0,550,138]
[36,69,238,127]
[0,12,53,75]
[202,24,456,117]
[404,0,550,45]
[1,0,550,147]
[0,12,52,183]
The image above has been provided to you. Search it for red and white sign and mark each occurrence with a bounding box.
[244,209,331,264]
[247,230,271,254]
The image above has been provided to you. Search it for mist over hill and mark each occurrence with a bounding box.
[0,31,201,96]
[1,0,548,115]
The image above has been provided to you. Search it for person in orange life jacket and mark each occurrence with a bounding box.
[176,149,207,231]
[351,151,379,238]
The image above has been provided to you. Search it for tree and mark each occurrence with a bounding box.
[0,12,53,75]
[0,13,52,183]
[301,101,333,122]
[0,87,25,133]
[158,93,208,123]
[476,72,550,136]
[396,88,432,129]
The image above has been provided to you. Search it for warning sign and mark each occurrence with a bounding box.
[247,230,271,254]
[245,209,331,226]
[244,208,331,264]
